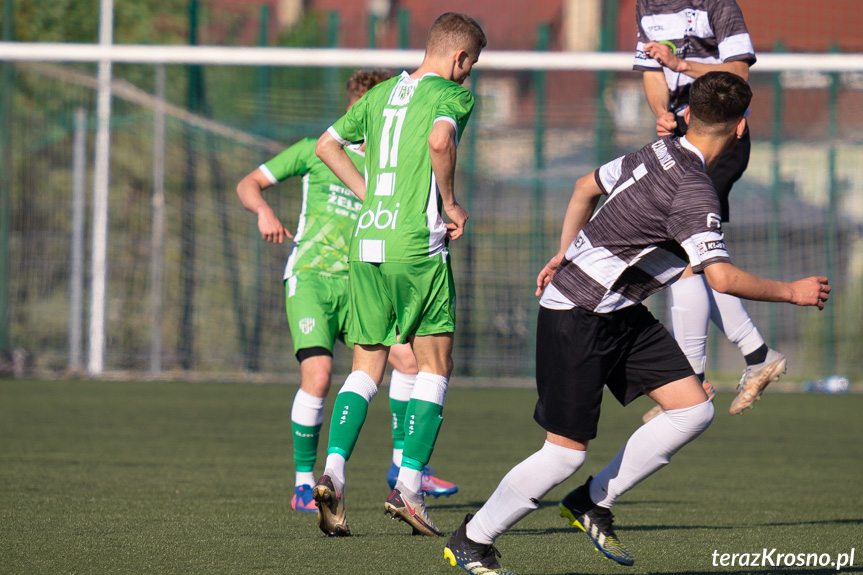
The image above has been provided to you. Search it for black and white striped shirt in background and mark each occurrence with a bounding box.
[541,136,731,313]
[634,0,756,115]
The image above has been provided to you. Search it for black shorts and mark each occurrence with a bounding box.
[676,120,750,222]
[533,304,694,441]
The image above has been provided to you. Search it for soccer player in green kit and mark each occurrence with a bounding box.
[314,12,486,537]
[236,70,457,516]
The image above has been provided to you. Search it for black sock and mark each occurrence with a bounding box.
[744,344,769,366]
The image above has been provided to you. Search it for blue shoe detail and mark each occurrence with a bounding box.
[291,484,316,513]
[386,463,458,497]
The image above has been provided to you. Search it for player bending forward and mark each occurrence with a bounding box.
[443,72,829,574]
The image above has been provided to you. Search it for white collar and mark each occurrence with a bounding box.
[680,136,706,170]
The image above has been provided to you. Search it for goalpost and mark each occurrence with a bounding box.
[1,39,861,379]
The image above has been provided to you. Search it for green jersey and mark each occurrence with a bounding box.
[328,71,475,264]
[260,137,364,278]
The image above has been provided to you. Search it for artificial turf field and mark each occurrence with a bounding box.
[1,379,861,575]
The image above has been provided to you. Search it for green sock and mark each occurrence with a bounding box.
[326,391,370,460]
[390,398,408,452]
[402,398,444,471]
[292,422,321,473]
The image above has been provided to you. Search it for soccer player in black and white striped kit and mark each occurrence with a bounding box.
[636,0,786,418]
[443,73,830,574]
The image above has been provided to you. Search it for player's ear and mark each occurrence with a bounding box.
[456,49,469,68]
[683,106,691,125]
[736,117,746,139]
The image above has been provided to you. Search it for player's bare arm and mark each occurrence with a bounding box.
[644,42,750,81]
[315,132,367,201]
[703,262,830,309]
[642,71,677,136]
[236,168,292,244]
[535,173,603,296]
[428,120,468,240]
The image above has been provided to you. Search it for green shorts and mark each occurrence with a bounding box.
[347,253,456,346]
[284,273,351,356]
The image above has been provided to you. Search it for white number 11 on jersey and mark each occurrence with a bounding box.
[379,107,408,170]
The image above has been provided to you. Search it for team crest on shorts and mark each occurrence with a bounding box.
[299,318,316,335]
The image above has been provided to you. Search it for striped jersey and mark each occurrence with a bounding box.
[634,0,756,114]
[259,137,365,279]
[327,71,474,264]
[540,136,731,313]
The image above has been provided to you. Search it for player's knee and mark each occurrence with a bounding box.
[297,347,333,394]
[664,399,714,436]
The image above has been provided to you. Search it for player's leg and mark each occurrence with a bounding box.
[290,353,332,512]
[313,344,389,537]
[386,343,415,481]
[708,290,787,414]
[284,275,341,513]
[562,306,708,566]
[386,343,459,497]
[447,435,587,572]
[385,333,451,535]
[590,376,713,508]
[313,263,395,536]
[669,267,710,379]
[383,255,455,535]
[645,267,714,422]
[447,306,596,571]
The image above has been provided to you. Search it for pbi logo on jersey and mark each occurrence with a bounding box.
[299,317,316,335]
[706,213,722,229]
[697,239,726,256]
[356,201,400,235]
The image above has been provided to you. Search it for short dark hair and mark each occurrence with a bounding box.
[346,69,393,101]
[426,12,487,58]
[689,71,752,125]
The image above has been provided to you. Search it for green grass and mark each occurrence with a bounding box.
[1,379,862,574]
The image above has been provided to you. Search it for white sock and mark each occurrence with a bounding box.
[388,369,415,402]
[396,371,448,493]
[340,370,379,401]
[323,452,347,491]
[291,389,326,487]
[296,471,315,487]
[670,275,711,375]
[709,289,765,356]
[466,441,586,545]
[411,371,448,405]
[398,467,423,494]
[590,400,714,507]
[291,388,325,427]
[389,369,414,467]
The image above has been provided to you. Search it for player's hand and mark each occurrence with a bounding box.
[536,252,565,297]
[444,201,469,240]
[656,111,678,136]
[644,41,684,72]
[257,207,292,244]
[790,276,830,310]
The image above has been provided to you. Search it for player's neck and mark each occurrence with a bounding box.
[685,132,736,172]
[412,55,454,82]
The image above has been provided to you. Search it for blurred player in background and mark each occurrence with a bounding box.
[635,0,786,419]
[443,72,829,574]
[236,69,457,516]
[314,12,486,537]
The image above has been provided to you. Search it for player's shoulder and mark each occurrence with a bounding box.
[270,136,316,162]
[289,136,319,158]
[423,74,472,96]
